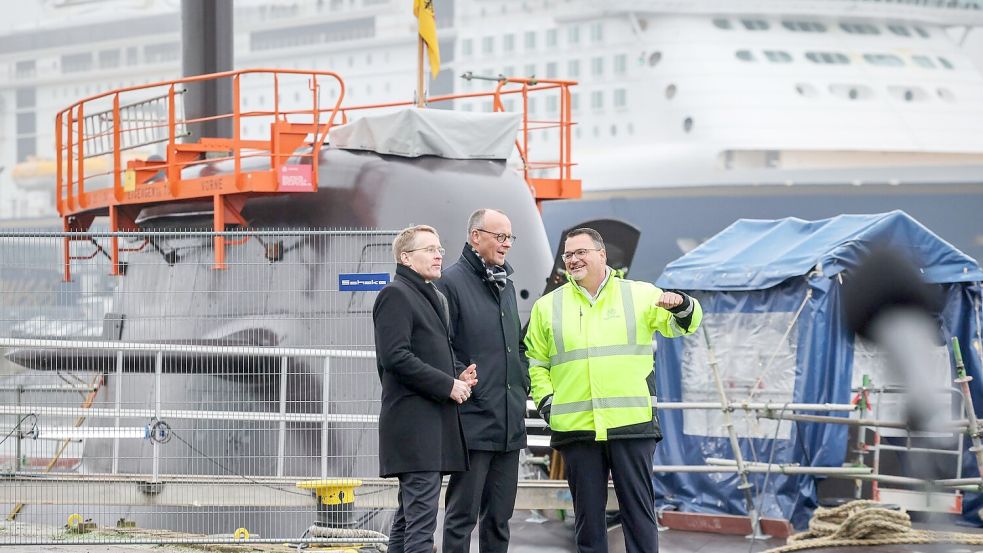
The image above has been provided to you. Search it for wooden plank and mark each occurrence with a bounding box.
[660,510,793,538]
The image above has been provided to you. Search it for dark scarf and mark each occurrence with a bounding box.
[466,244,508,292]
[395,264,450,328]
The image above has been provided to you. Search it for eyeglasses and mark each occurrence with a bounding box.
[475,229,518,244]
[405,246,445,256]
[561,248,603,262]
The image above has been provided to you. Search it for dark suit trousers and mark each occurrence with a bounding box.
[558,438,659,553]
[389,471,442,553]
[442,449,520,553]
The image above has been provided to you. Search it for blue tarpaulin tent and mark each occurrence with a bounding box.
[653,211,983,528]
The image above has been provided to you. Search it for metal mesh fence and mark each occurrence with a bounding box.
[0,229,397,546]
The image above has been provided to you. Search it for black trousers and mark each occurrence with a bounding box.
[442,449,520,553]
[558,438,659,553]
[389,471,442,553]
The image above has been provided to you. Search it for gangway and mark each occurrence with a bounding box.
[55,70,580,281]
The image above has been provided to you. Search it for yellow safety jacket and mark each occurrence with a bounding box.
[524,269,702,442]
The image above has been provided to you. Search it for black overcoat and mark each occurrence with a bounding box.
[436,245,529,452]
[373,264,469,477]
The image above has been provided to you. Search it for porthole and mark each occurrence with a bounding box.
[648,52,662,67]
[683,117,693,133]
[665,84,677,99]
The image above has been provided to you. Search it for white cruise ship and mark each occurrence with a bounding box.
[1,0,983,218]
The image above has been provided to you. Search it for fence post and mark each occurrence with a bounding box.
[277,355,288,477]
[153,350,163,482]
[113,350,123,475]
[321,357,330,479]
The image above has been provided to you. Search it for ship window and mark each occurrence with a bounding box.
[145,42,180,64]
[736,50,755,62]
[591,90,604,111]
[841,22,880,35]
[938,57,954,69]
[503,33,515,53]
[795,83,819,97]
[525,30,537,50]
[571,92,580,112]
[610,124,617,137]
[15,60,35,78]
[16,88,35,109]
[887,24,910,37]
[864,54,904,67]
[912,55,935,68]
[547,95,558,112]
[503,65,515,78]
[889,86,927,102]
[764,50,792,63]
[937,88,956,102]
[683,117,693,133]
[568,59,580,78]
[568,25,580,45]
[614,54,627,75]
[830,84,873,100]
[713,18,732,30]
[61,52,93,73]
[741,19,769,31]
[547,29,558,48]
[16,112,36,135]
[590,23,604,43]
[806,52,850,64]
[546,61,558,78]
[525,64,536,77]
[665,84,677,99]
[782,20,827,32]
[98,50,120,70]
[914,26,930,38]
[17,137,36,163]
[482,36,494,55]
[614,88,627,109]
[126,47,139,65]
[648,51,662,66]
[591,57,604,76]
[462,39,473,57]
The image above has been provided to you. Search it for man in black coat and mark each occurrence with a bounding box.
[373,225,478,553]
[437,209,529,553]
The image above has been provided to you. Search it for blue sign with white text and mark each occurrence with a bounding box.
[339,273,390,292]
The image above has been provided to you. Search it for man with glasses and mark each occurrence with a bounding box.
[437,209,527,553]
[373,225,478,553]
[524,227,702,553]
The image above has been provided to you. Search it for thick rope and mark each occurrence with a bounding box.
[763,500,983,553]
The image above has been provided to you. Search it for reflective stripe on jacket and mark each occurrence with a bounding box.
[524,270,702,441]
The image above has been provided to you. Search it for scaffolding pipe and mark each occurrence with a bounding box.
[952,338,983,478]
[757,410,970,430]
[652,464,870,475]
[655,401,856,412]
[701,326,768,539]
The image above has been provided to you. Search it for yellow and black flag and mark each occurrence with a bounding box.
[413,0,440,77]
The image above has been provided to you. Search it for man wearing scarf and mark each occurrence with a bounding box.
[437,209,528,553]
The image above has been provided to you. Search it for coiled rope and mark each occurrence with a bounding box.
[763,500,983,553]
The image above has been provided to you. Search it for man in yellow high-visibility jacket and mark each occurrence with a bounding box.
[524,227,702,553]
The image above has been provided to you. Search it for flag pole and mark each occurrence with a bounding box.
[416,36,426,107]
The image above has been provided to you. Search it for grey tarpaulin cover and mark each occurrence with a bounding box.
[327,108,521,160]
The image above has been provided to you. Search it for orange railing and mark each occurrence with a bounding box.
[54,69,579,279]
